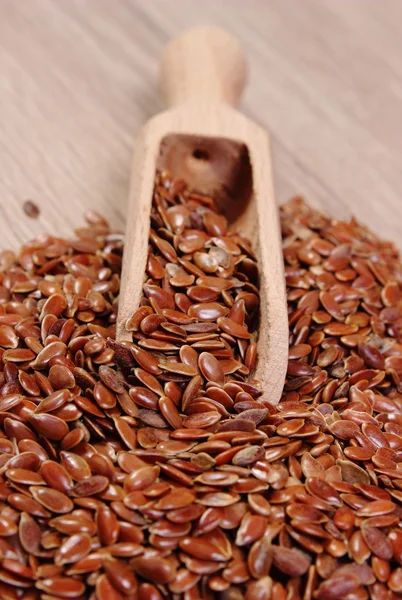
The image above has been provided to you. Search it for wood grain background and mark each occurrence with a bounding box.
[1,0,401,249]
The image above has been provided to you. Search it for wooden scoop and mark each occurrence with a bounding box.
[117,26,288,404]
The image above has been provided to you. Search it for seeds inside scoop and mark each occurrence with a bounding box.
[0,173,402,598]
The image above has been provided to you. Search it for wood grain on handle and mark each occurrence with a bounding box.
[160,27,247,107]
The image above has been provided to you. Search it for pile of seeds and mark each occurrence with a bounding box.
[0,173,402,600]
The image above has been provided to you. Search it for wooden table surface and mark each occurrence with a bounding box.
[1,0,401,250]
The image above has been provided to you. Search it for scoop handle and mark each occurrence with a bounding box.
[160,26,247,108]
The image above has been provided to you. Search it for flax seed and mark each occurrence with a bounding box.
[1,173,402,598]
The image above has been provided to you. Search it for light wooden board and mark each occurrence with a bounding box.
[0,0,401,249]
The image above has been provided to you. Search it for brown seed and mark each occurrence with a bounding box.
[155,488,195,510]
[137,409,168,429]
[348,530,371,564]
[9,492,50,518]
[328,419,360,440]
[2,557,34,580]
[315,574,360,600]
[245,576,273,600]
[196,275,234,291]
[188,302,229,321]
[140,313,165,334]
[371,557,391,583]
[247,536,273,579]
[344,446,374,461]
[132,555,176,584]
[182,410,221,429]
[236,407,268,425]
[143,284,175,310]
[28,412,69,441]
[114,391,137,418]
[30,486,74,514]
[160,361,198,377]
[95,503,120,545]
[337,459,370,484]
[6,467,45,486]
[182,375,203,411]
[236,512,267,546]
[356,499,395,517]
[67,552,104,575]
[167,504,203,524]
[71,474,109,496]
[180,536,228,561]
[3,348,36,362]
[126,306,153,331]
[18,512,40,554]
[60,451,92,480]
[96,573,124,600]
[149,518,190,537]
[99,365,125,393]
[124,465,160,492]
[305,477,342,507]
[55,533,92,565]
[23,199,40,218]
[272,545,311,576]
[217,317,251,339]
[196,471,239,488]
[0,515,18,537]
[198,352,225,384]
[93,382,117,409]
[361,526,393,559]
[359,343,385,369]
[232,446,265,466]
[159,395,183,429]
[286,503,326,522]
[104,557,138,594]
[113,416,137,448]
[319,291,345,321]
[31,341,67,368]
[301,452,326,479]
[187,286,220,302]
[389,529,402,564]
[333,506,355,530]
[48,364,75,389]
[129,386,159,410]
[138,582,164,600]
[389,567,402,592]
[36,577,86,597]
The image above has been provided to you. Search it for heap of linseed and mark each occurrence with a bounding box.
[0,173,402,600]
